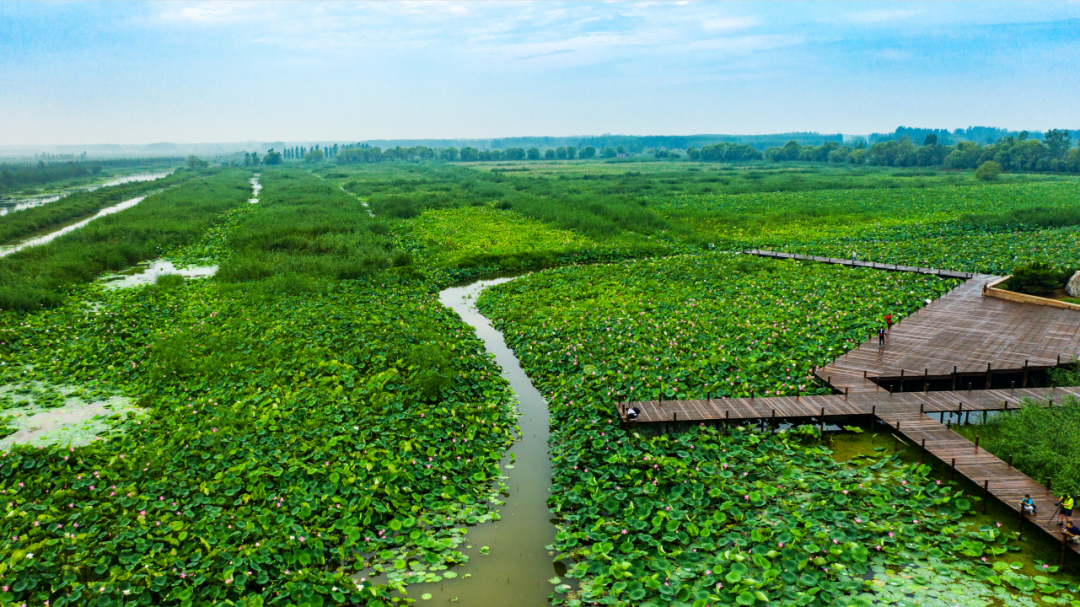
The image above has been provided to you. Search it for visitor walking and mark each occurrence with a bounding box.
[877,328,887,349]
[1058,494,1075,525]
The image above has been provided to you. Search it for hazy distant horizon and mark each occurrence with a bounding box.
[3,1,1079,146]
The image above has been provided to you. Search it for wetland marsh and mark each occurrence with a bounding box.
[1,159,1079,607]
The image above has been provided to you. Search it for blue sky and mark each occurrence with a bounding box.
[2,1,1079,144]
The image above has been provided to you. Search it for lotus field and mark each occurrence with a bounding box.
[1,161,1079,607]
[478,255,1080,606]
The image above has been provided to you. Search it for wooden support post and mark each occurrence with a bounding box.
[771,409,776,433]
[889,385,893,396]
[924,368,928,393]
[1024,360,1029,388]
[950,458,956,480]
[952,366,957,391]
[844,387,848,401]
[1018,511,1024,540]
[900,369,905,393]
[750,389,754,400]
[968,381,972,394]
[920,438,926,464]
[796,386,801,401]
[975,435,980,451]
[1046,477,1052,491]
[1008,454,1013,468]
[820,407,826,433]
[1011,381,1015,392]
[982,480,989,515]
[1061,536,1067,569]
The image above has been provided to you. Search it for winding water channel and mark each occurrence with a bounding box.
[0,195,149,258]
[411,276,563,605]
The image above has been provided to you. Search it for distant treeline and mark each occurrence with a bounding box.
[346,133,843,154]
[764,130,1080,172]
[868,126,1079,146]
[0,157,183,193]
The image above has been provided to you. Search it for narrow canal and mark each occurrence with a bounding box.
[413,276,563,605]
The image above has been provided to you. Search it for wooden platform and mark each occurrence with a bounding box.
[615,254,1080,557]
[817,275,1080,394]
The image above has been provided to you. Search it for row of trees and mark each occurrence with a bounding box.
[282,145,338,161]
[764,130,1080,173]
[335,144,615,164]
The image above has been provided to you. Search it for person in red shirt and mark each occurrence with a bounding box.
[884,313,893,334]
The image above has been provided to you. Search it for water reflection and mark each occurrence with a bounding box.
[98,259,217,289]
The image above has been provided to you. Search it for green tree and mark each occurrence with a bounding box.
[602,147,616,158]
[186,155,208,169]
[555,147,567,160]
[975,160,1002,181]
[460,147,479,162]
[505,147,526,161]
[264,149,282,165]
[616,145,625,154]
[565,146,577,159]
[580,146,596,159]
[544,149,556,160]
[304,149,324,163]
[443,147,459,161]
[527,147,541,160]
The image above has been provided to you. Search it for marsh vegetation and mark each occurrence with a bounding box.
[1,158,1078,607]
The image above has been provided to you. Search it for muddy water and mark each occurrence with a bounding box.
[409,276,562,605]
[0,195,148,258]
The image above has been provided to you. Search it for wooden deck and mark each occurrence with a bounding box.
[817,275,1080,394]
[615,254,1080,557]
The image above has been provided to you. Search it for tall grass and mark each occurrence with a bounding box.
[0,170,195,245]
[958,396,1080,496]
[215,169,404,286]
[0,170,252,311]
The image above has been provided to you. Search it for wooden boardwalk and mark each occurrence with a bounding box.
[817,275,1080,394]
[744,249,976,280]
[615,253,1080,556]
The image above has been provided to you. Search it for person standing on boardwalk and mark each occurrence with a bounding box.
[884,313,893,335]
[877,327,886,349]
[1058,494,1074,525]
